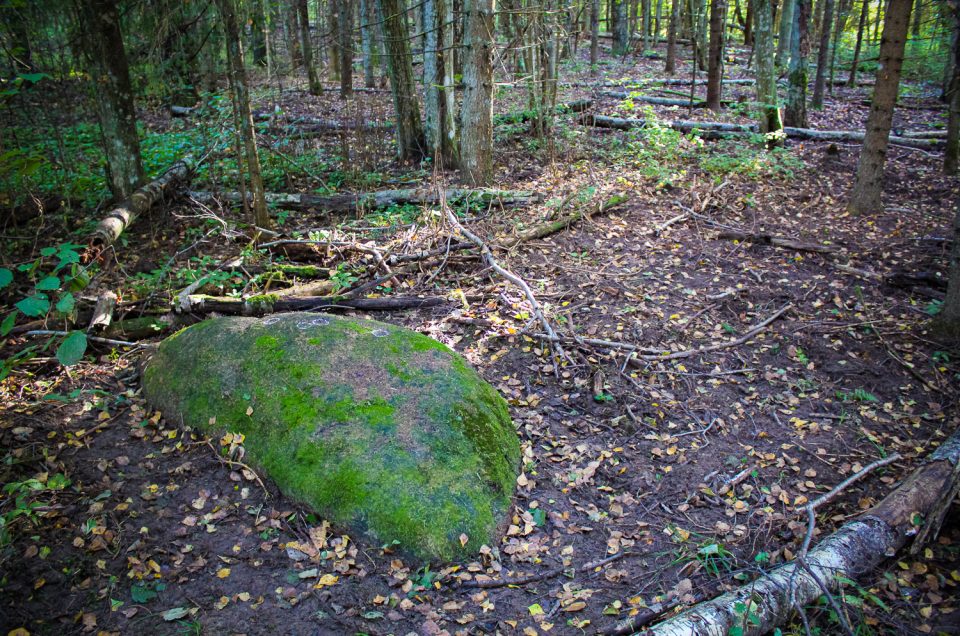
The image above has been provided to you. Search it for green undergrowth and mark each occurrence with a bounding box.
[143,314,520,561]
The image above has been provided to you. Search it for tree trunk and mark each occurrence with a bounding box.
[828,0,850,91]
[945,6,960,174]
[911,0,923,37]
[360,0,377,87]
[1,3,33,73]
[743,0,754,44]
[755,0,782,133]
[79,0,146,200]
[251,0,269,65]
[338,0,354,96]
[694,0,709,69]
[214,0,271,229]
[774,0,794,68]
[642,0,652,49]
[811,0,833,107]
[706,0,728,110]
[298,0,322,94]
[613,0,630,54]
[377,0,426,161]
[784,0,808,126]
[424,0,459,165]
[938,201,960,332]
[847,0,913,215]
[655,0,664,42]
[665,0,680,72]
[591,0,601,70]
[847,0,868,85]
[460,0,495,185]
[643,431,960,636]
[287,1,303,68]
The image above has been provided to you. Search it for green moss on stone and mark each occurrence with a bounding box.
[142,312,519,561]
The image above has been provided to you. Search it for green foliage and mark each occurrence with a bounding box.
[0,472,72,546]
[699,137,802,182]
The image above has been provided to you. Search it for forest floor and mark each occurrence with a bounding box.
[2,41,960,636]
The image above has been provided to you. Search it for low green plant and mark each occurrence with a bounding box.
[0,472,72,546]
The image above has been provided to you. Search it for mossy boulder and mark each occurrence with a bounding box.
[142,313,520,561]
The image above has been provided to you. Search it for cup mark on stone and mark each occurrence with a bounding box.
[297,316,330,329]
[371,328,390,338]
[262,315,283,326]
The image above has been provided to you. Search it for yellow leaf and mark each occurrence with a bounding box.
[459,533,469,547]
[217,567,231,579]
[245,406,254,416]
[528,603,544,616]
[563,601,587,612]
[7,629,31,636]
[315,574,339,587]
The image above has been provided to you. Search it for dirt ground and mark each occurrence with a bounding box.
[2,40,960,636]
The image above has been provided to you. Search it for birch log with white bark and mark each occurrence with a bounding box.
[640,429,960,636]
[90,156,195,248]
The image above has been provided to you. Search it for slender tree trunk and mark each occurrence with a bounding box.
[378,0,426,160]
[251,0,268,65]
[811,0,833,107]
[298,0,322,94]
[214,0,271,229]
[872,0,882,41]
[424,0,458,164]
[847,0,868,85]
[360,0,376,86]
[695,0,709,69]
[939,201,960,332]
[655,0,664,41]
[288,2,303,68]
[665,0,680,72]
[744,0,754,43]
[642,0,652,49]
[1,3,33,73]
[460,0,495,185]
[911,0,922,37]
[706,0,728,110]
[79,0,145,200]
[847,0,913,215]
[755,0,783,132]
[828,0,850,91]
[613,0,630,53]
[784,0,808,126]
[339,0,354,96]
[943,5,958,101]
[944,6,960,174]
[775,0,794,68]
[591,0,601,70]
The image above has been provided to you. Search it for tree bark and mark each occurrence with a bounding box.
[287,1,303,68]
[665,0,680,72]
[939,201,960,331]
[591,0,601,70]
[754,0,782,133]
[338,0,355,97]
[847,0,913,215]
[424,0,458,164]
[298,0,322,94]
[378,0,426,161]
[360,0,377,87]
[946,4,960,174]
[91,157,195,248]
[811,0,833,107]
[783,0,808,126]
[847,0,868,86]
[613,0,630,54]
[460,0,495,185]
[79,0,146,200]
[215,0,271,230]
[643,430,960,636]
[774,0,794,68]
[706,0,728,110]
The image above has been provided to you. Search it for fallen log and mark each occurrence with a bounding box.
[169,105,197,117]
[716,230,840,254]
[494,98,594,125]
[602,92,718,108]
[177,293,446,315]
[87,291,117,331]
[642,429,960,636]
[186,188,540,214]
[91,156,195,248]
[502,193,629,246]
[103,315,172,340]
[254,112,393,133]
[600,78,756,87]
[580,115,944,150]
